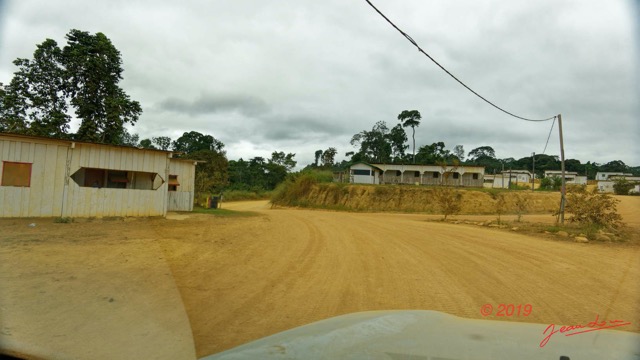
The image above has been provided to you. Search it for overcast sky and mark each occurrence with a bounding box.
[1,0,638,168]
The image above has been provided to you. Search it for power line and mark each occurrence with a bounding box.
[541,116,556,154]
[364,0,556,122]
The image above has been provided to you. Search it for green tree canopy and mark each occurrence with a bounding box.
[152,136,172,150]
[599,160,628,173]
[139,138,156,149]
[388,124,408,161]
[397,110,421,163]
[191,149,229,194]
[64,30,141,143]
[453,145,465,162]
[0,29,141,144]
[228,152,296,191]
[416,142,450,164]
[321,147,337,167]
[172,131,224,155]
[467,146,496,161]
[350,121,393,163]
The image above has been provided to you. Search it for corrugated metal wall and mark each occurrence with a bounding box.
[0,135,174,218]
[167,159,196,211]
[63,143,169,217]
[0,138,69,217]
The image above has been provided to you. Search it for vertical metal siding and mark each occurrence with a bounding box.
[0,136,195,218]
[64,144,168,217]
[0,139,69,217]
[167,160,196,211]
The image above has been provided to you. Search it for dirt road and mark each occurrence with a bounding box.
[1,197,639,358]
[169,200,640,357]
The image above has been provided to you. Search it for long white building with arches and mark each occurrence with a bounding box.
[349,162,485,187]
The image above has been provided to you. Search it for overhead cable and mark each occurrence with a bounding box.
[364,0,556,122]
[541,116,556,154]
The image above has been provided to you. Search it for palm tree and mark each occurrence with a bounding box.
[398,110,421,164]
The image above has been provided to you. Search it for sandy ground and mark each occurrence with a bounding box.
[1,196,639,358]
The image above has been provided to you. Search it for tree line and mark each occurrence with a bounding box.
[2,31,637,197]
[333,110,638,179]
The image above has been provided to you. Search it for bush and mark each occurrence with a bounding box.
[540,176,562,191]
[509,183,531,191]
[270,174,319,206]
[221,189,271,201]
[565,186,622,229]
[514,193,530,222]
[432,187,462,220]
[298,169,334,183]
[613,178,637,195]
[495,193,507,224]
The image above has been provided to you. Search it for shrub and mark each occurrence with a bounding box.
[221,189,271,201]
[270,174,319,206]
[298,169,334,183]
[509,183,531,191]
[495,193,507,224]
[514,193,530,222]
[565,186,622,229]
[433,187,462,220]
[540,176,562,191]
[613,178,636,195]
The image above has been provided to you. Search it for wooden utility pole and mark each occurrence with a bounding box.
[532,152,535,192]
[557,114,566,224]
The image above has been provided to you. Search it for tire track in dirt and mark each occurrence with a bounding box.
[164,201,640,357]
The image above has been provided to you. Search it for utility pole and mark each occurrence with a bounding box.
[558,114,566,224]
[531,152,535,192]
[501,161,505,189]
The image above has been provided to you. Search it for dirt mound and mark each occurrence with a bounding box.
[297,184,561,215]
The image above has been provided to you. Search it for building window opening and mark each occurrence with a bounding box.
[1,161,32,187]
[71,167,164,190]
[168,175,180,191]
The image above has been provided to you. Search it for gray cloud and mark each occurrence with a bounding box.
[0,0,637,168]
[157,93,269,117]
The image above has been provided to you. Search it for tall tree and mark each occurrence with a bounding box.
[350,121,392,163]
[118,128,139,146]
[0,81,28,133]
[416,142,450,164]
[321,147,337,167]
[453,145,465,162]
[63,30,141,144]
[270,151,297,171]
[467,146,496,161]
[139,138,156,149]
[0,30,141,143]
[190,149,229,193]
[388,124,409,163]
[172,131,224,155]
[152,136,172,150]
[599,160,628,173]
[397,110,421,163]
[314,149,323,167]
[1,39,69,137]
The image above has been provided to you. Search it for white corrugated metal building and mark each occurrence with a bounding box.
[0,132,197,218]
[349,162,485,187]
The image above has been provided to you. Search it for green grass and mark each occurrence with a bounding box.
[192,206,258,217]
[221,189,272,201]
